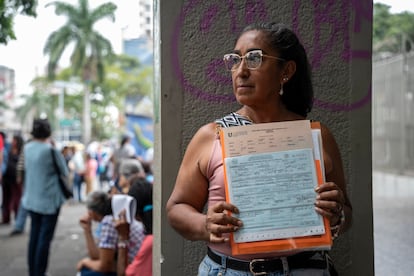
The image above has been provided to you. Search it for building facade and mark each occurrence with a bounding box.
[138,0,153,39]
[0,65,19,132]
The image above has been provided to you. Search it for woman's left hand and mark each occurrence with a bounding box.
[314,182,345,226]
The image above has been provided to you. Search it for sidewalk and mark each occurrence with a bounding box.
[0,202,87,276]
[373,171,414,276]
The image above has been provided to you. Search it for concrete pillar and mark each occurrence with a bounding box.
[154,1,373,275]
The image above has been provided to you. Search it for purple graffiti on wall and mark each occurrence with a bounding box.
[292,0,372,111]
[172,0,372,111]
[172,0,268,103]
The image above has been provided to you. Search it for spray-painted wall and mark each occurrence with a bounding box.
[154,1,373,275]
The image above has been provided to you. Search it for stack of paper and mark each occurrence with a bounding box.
[220,120,332,255]
[111,194,137,223]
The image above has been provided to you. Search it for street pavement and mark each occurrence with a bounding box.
[373,172,414,276]
[0,201,87,276]
[0,172,413,276]
[373,196,414,276]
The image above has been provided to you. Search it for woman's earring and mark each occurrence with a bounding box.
[279,77,289,96]
[279,83,284,96]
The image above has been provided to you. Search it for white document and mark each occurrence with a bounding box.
[111,194,137,223]
[220,120,325,243]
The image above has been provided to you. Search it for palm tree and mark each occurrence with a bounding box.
[15,90,57,127]
[15,77,62,132]
[43,0,117,144]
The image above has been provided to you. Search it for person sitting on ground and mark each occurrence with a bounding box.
[77,190,145,276]
[115,177,153,276]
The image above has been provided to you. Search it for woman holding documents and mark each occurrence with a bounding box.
[166,22,352,275]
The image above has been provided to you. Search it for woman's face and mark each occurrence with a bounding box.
[11,138,17,148]
[231,30,284,106]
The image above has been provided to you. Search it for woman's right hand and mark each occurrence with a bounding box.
[205,201,243,243]
[115,209,130,240]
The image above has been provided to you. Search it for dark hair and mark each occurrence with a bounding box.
[86,191,112,216]
[239,22,313,117]
[31,118,52,139]
[128,177,153,234]
[120,134,130,147]
[13,135,24,154]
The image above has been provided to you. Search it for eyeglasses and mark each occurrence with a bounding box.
[223,49,284,71]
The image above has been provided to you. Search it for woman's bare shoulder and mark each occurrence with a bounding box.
[191,122,218,143]
[184,122,218,173]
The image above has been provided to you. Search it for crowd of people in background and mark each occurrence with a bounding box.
[0,118,154,276]
[58,132,154,204]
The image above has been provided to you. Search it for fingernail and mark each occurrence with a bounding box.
[315,186,320,192]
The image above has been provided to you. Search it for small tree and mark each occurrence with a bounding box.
[373,3,414,54]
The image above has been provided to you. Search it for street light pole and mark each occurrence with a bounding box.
[58,87,65,141]
[83,83,91,145]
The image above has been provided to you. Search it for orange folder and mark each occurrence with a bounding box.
[220,121,332,255]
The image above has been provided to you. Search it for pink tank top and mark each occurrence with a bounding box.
[206,137,233,256]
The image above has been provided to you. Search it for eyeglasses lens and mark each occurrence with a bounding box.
[246,51,262,69]
[224,51,263,71]
[224,54,240,71]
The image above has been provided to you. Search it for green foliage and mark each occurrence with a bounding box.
[373,3,392,44]
[10,0,153,141]
[15,77,58,124]
[0,0,37,44]
[43,0,118,143]
[99,54,153,106]
[373,3,414,53]
[0,100,9,109]
[90,55,154,139]
[16,53,153,140]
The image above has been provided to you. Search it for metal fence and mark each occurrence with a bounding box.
[373,52,414,172]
